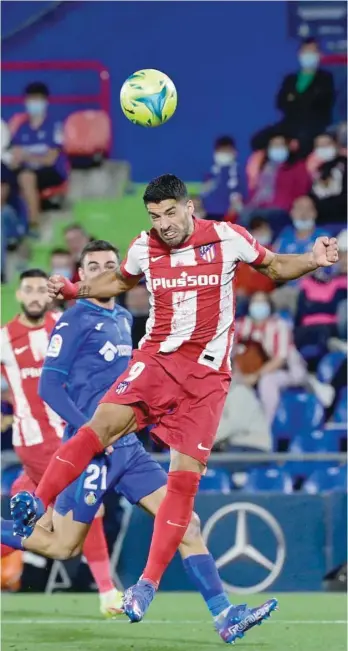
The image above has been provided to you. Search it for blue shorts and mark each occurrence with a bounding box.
[54,441,167,524]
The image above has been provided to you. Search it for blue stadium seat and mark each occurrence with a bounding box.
[199,468,231,493]
[324,426,347,452]
[285,430,336,479]
[1,465,22,496]
[317,351,346,384]
[272,390,324,444]
[332,389,347,423]
[244,466,293,493]
[302,465,347,494]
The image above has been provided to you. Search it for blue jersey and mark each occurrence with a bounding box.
[40,299,137,447]
[275,225,330,286]
[12,115,68,179]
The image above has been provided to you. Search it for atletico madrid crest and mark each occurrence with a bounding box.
[199,244,216,262]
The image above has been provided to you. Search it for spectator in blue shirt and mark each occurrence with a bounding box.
[272,195,329,314]
[7,82,68,234]
[201,136,243,221]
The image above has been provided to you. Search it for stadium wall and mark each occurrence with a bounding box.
[2,1,297,183]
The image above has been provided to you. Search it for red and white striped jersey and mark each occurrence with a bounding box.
[236,314,293,360]
[1,312,65,464]
[121,218,266,372]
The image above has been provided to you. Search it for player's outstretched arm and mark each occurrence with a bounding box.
[48,270,139,301]
[255,236,338,282]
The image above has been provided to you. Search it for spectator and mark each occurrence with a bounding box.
[50,247,74,278]
[200,136,243,221]
[310,133,347,225]
[272,196,330,313]
[242,134,311,231]
[294,262,347,370]
[7,82,68,235]
[235,217,276,307]
[191,195,206,220]
[251,38,335,157]
[235,291,307,425]
[64,224,91,282]
[124,281,149,348]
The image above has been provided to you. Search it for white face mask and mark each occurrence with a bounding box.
[315,146,336,162]
[256,232,272,247]
[249,302,271,321]
[299,52,320,70]
[214,151,235,166]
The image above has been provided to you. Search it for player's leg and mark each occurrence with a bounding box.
[17,169,40,230]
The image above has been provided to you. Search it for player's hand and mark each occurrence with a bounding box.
[48,275,78,301]
[312,236,339,267]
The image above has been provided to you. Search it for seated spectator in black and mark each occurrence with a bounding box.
[64,224,91,283]
[294,262,347,370]
[200,136,243,221]
[242,134,311,233]
[251,38,334,158]
[124,281,149,348]
[310,132,347,224]
[6,82,68,235]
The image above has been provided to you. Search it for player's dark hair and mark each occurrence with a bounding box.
[24,82,49,98]
[143,174,188,205]
[19,269,48,282]
[215,136,236,150]
[50,247,71,257]
[79,240,120,266]
[299,37,319,50]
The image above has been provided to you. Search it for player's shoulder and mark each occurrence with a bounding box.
[129,230,150,249]
[1,317,20,342]
[50,303,90,332]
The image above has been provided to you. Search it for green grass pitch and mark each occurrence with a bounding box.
[1,592,347,651]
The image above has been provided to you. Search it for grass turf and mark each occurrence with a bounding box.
[1,592,347,651]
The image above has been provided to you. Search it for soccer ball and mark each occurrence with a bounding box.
[120,69,177,127]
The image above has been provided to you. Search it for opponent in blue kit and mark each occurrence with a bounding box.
[6,240,277,642]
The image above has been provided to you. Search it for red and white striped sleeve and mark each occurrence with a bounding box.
[274,318,291,360]
[120,234,146,278]
[228,224,267,265]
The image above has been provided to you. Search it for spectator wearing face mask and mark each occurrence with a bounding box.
[235,292,307,425]
[310,133,347,225]
[6,83,68,235]
[50,247,74,279]
[242,134,311,232]
[235,217,276,307]
[272,195,329,313]
[201,136,243,221]
[251,38,335,157]
[64,224,92,282]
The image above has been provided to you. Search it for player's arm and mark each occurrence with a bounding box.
[39,317,90,429]
[254,236,338,282]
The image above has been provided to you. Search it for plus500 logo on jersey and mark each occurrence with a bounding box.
[152,273,219,290]
[21,368,42,379]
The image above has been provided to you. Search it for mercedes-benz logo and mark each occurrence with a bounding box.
[202,502,286,594]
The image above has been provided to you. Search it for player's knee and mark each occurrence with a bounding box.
[181,511,201,545]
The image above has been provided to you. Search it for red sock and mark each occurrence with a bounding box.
[83,517,114,594]
[142,470,200,586]
[1,544,14,558]
[36,426,104,509]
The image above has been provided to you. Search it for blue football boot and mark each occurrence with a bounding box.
[123,579,157,622]
[215,598,278,644]
[10,491,44,538]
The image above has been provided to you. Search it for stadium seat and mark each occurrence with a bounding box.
[199,468,231,493]
[302,465,347,494]
[244,466,293,493]
[317,351,346,384]
[1,465,22,496]
[40,180,69,203]
[7,112,27,136]
[325,426,347,452]
[272,390,324,445]
[332,389,347,424]
[64,110,112,158]
[286,430,336,480]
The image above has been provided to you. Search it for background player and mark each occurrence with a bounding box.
[12,175,338,631]
[4,241,277,644]
[1,268,122,617]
